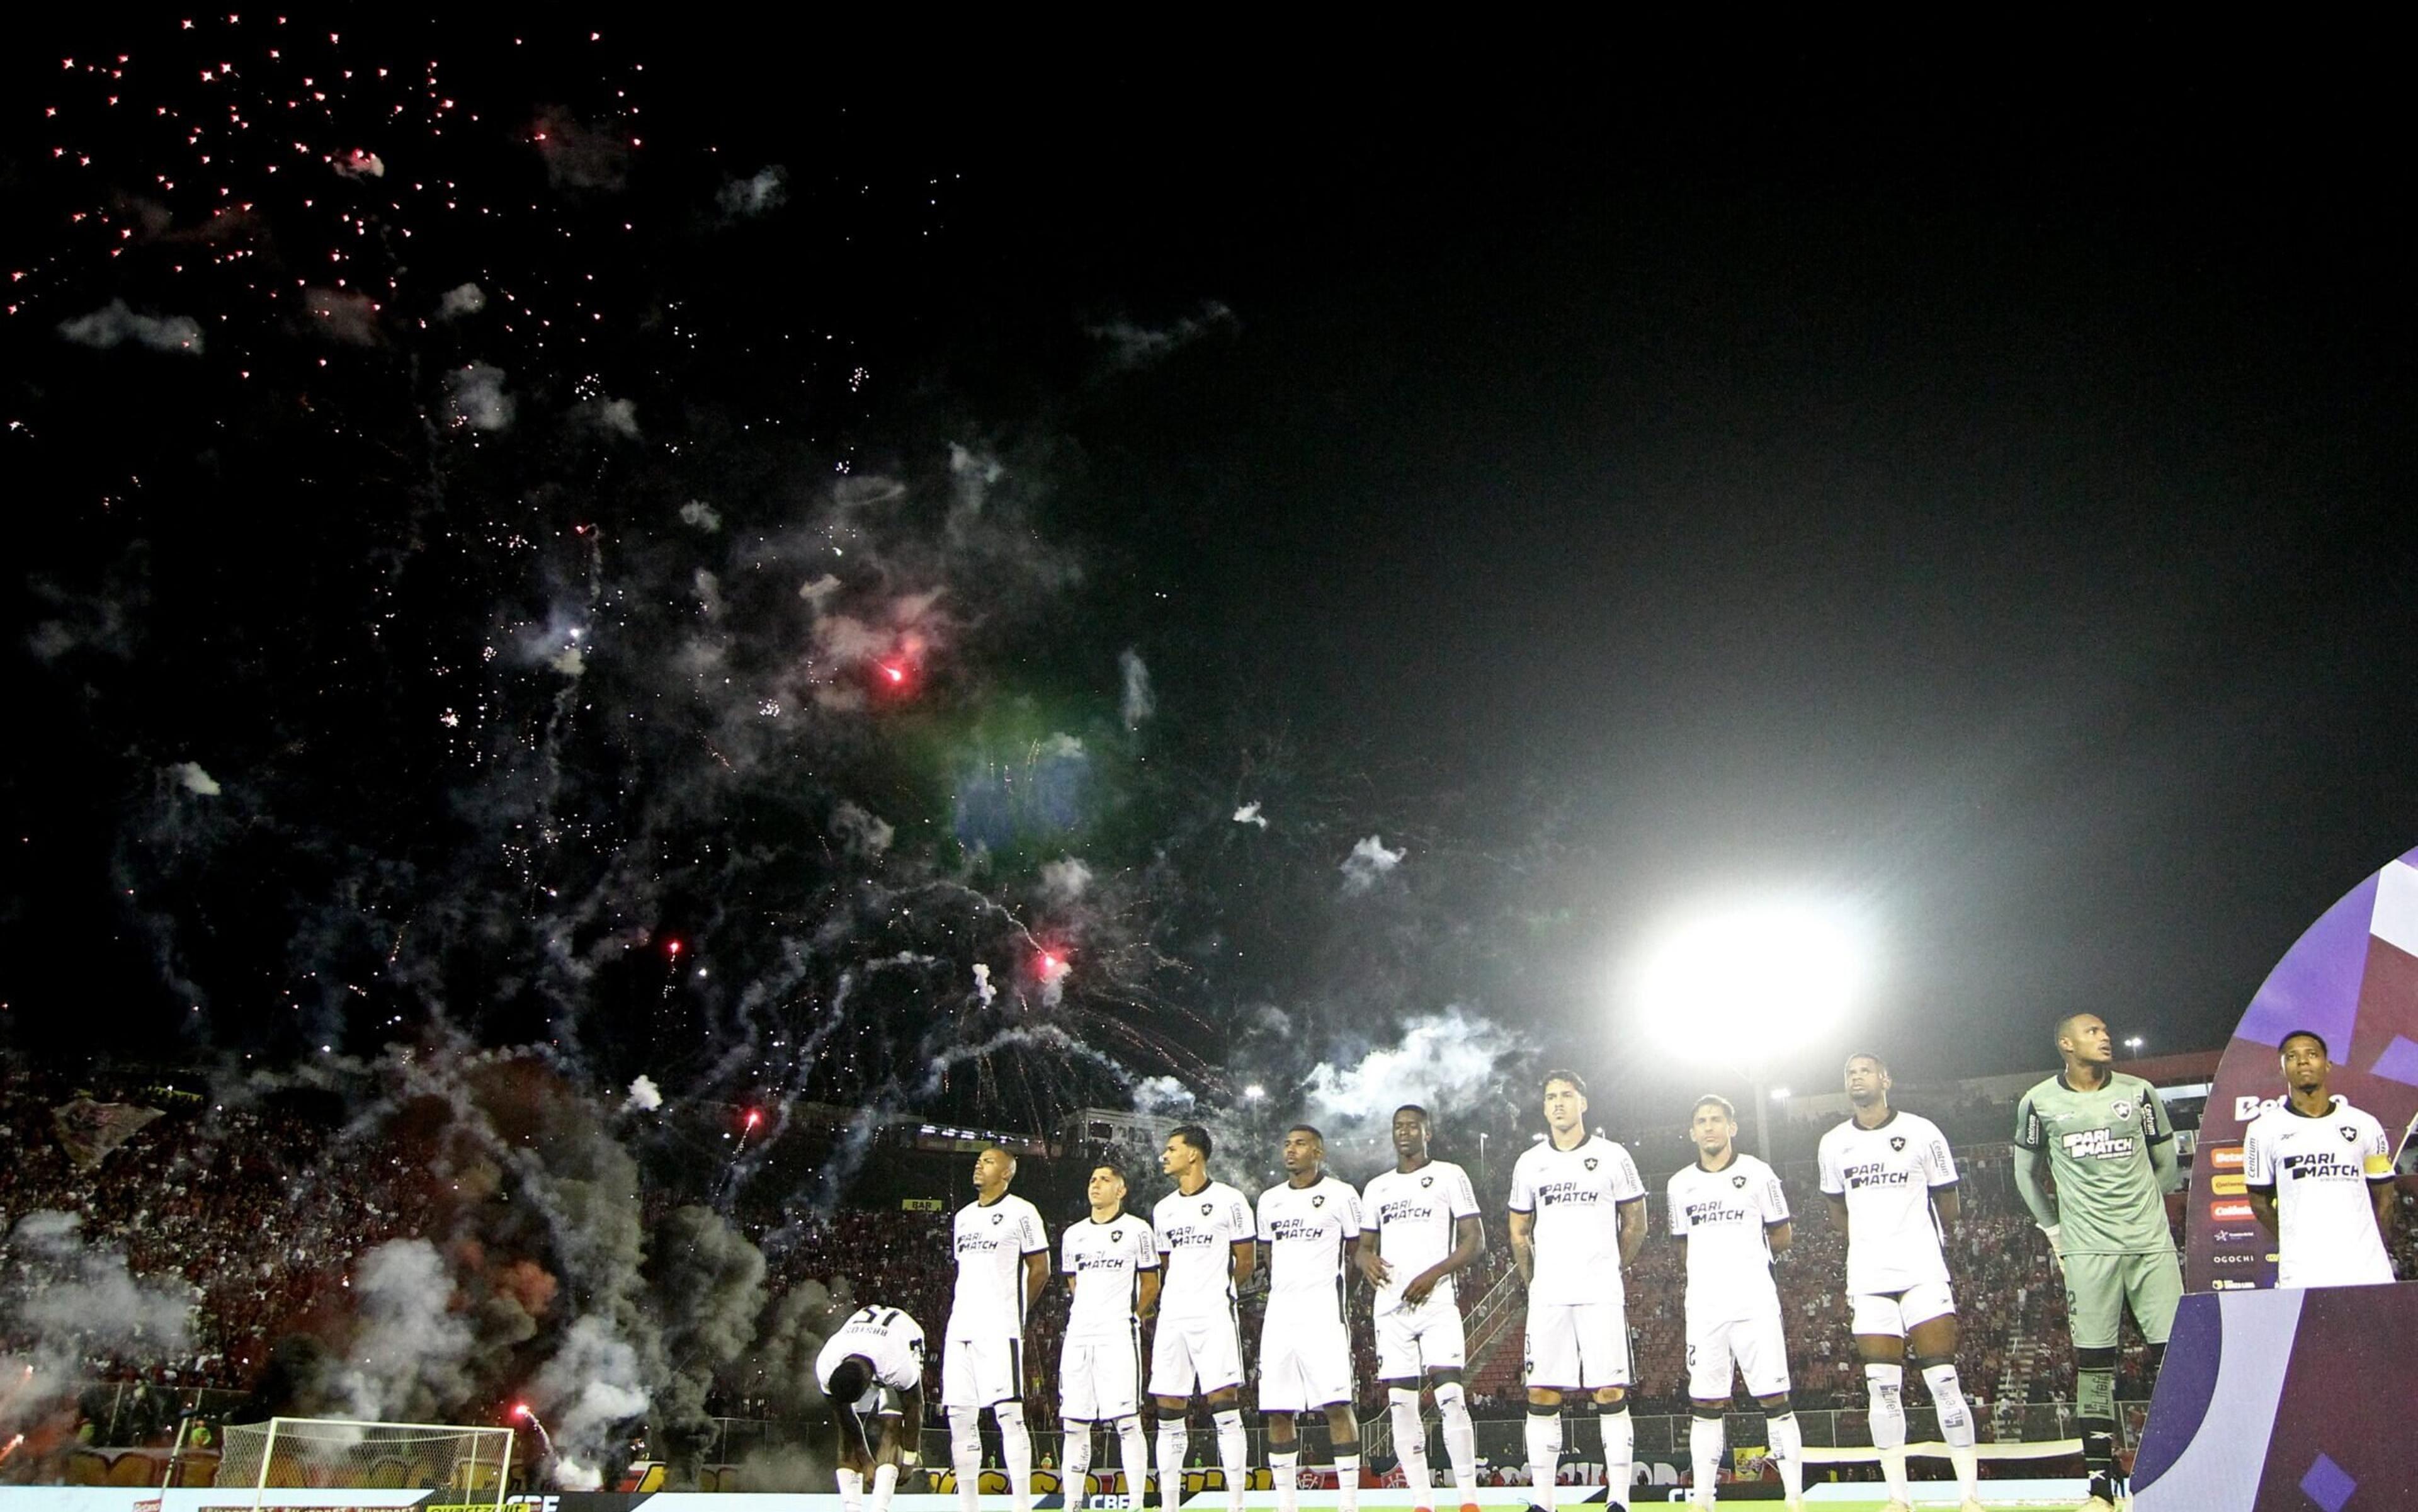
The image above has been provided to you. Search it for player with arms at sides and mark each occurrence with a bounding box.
[1257,1125,1367,1512]
[2243,1030,2398,1287]
[817,1304,929,1512]
[2011,1013,2183,1512]
[1149,1125,1257,1512]
[1817,1054,1983,1512]
[1355,1105,1485,1512]
[1666,1094,1804,1512]
[1060,1161,1161,1509]
[946,1146,1050,1512]
[1507,1069,1647,1512]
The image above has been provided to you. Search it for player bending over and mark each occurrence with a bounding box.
[1257,1125,1366,1512]
[945,1146,1050,1512]
[1356,1105,1484,1512]
[2243,1029,2398,1286]
[1149,1124,1257,1512]
[1817,1054,1983,1512]
[1060,1161,1161,1509]
[2012,1013,2183,1512]
[1507,1069,1647,1512]
[817,1304,929,1512]
[1667,1094,1804,1511]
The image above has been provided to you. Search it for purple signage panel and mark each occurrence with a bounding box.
[2185,846,2418,1293]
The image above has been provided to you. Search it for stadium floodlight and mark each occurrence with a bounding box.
[1630,895,1873,1154]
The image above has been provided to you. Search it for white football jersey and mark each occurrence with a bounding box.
[1256,1175,1363,1305]
[1152,1180,1256,1320]
[1506,1134,1646,1306]
[1362,1159,1481,1315]
[1061,1211,1159,1343]
[948,1193,1047,1338]
[1667,1152,1790,1322]
[816,1304,928,1394]
[1817,1110,1956,1295]
[2242,1096,2396,1288]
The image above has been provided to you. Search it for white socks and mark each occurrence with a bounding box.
[1116,1415,1148,1504]
[1270,1447,1300,1512]
[871,1464,900,1512]
[1155,1420,1187,1512]
[1766,1411,1804,1504]
[1062,1420,1093,1503]
[951,1409,985,1512]
[1921,1361,1980,1499]
[1434,1383,1478,1497]
[1865,1364,1909,1503]
[1523,1409,1562,1512]
[1334,1450,1361,1512]
[1688,1414,1722,1506]
[1390,1390,1431,1500]
[839,1467,866,1512]
[995,1401,1033,1512]
[1598,1406,1632,1509]
[1212,1410,1247,1512]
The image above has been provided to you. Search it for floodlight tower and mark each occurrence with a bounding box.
[1634,898,1868,1159]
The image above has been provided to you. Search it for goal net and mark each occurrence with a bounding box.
[216,1417,513,1505]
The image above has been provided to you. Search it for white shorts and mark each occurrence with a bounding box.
[1149,1311,1244,1398]
[1374,1298,1468,1382]
[1684,1310,1791,1401]
[1060,1328,1145,1421]
[1258,1303,1353,1412]
[941,1331,1026,1410]
[1523,1300,1630,1391]
[1849,1280,1956,1338]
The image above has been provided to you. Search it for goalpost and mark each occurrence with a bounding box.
[215,1417,513,1508]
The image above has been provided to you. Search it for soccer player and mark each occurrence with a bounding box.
[817,1303,929,1512]
[1666,1094,1803,1512]
[1506,1069,1646,1512]
[2011,1013,2183,1512]
[1060,1161,1161,1510]
[1149,1124,1256,1512]
[1356,1105,1484,1512]
[1816,1054,1982,1512]
[2242,1029,2398,1287]
[946,1145,1050,1512]
[1257,1125,1366,1512]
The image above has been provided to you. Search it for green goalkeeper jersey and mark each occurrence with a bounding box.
[2012,1071,2176,1254]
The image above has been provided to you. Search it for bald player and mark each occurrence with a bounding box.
[945,1145,1050,1512]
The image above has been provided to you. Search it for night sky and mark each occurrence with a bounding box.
[4,23,2412,1130]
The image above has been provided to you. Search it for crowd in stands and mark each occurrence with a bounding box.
[6,1060,2414,1458]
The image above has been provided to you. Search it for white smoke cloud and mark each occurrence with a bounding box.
[3,1211,195,1432]
[446,363,514,431]
[325,1239,474,1421]
[797,573,842,605]
[1088,301,1237,370]
[694,569,723,618]
[625,1075,663,1112]
[171,761,221,797]
[1118,648,1154,730]
[1043,732,1084,759]
[831,802,894,857]
[531,1315,650,1490]
[718,166,787,216]
[1300,1006,1518,1151]
[58,299,205,355]
[1130,1076,1196,1118]
[1340,835,1405,894]
[972,962,996,1008]
[438,282,487,319]
[577,397,640,438]
[334,148,386,179]
[548,644,586,677]
[679,499,722,532]
[1040,858,1093,904]
[1233,802,1268,829]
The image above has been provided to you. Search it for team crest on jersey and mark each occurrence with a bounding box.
[2342,1126,2359,1142]
[1732,1174,1747,1188]
[1312,1194,1325,1207]
[1201,1202,1213,1215]
[1420,1176,1434,1188]
[1889,1136,1906,1152]
[992,1212,1004,1225]
[2113,1100,2135,1122]
[1584,1157,1598,1171]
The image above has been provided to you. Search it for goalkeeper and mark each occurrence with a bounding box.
[2012,1013,2183,1512]
[817,1304,932,1512]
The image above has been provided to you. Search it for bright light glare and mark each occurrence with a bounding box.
[1632,898,1870,1056]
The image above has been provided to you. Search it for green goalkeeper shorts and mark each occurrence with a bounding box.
[2063,1248,2183,1350]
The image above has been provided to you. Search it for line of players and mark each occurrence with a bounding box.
[820,1054,2029,1512]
